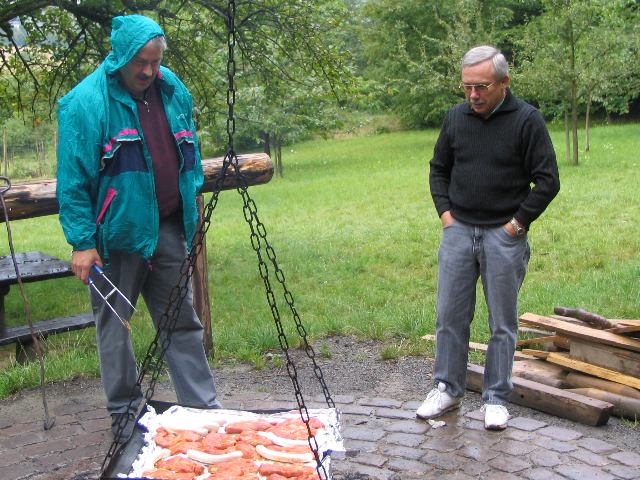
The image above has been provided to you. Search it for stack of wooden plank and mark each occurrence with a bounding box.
[422,307,640,426]
[463,307,640,426]
[513,308,640,422]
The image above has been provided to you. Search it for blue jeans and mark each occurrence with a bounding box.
[91,214,220,415]
[433,220,530,405]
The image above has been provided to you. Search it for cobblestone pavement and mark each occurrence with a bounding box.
[1,383,639,480]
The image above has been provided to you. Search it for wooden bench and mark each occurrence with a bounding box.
[0,251,94,362]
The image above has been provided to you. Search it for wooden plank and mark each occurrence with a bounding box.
[520,312,640,353]
[519,326,554,336]
[517,335,559,347]
[606,325,640,334]
[521,349,549,359]
[0,153,273,222]
[542,352,640,390]
[0,313,94,346]
[421,334,535,360]
[0,251,72,285]
[570,339,640,377]
[518,335,570,350]
[564,372,640,400]
[549,314,590,327]
[466,364,612,426]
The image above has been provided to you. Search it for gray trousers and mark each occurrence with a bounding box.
[91,214,219,415]
[434,220,530,405]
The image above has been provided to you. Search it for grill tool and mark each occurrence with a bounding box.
[88,264,135,330]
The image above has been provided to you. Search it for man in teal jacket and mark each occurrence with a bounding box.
[57,14,221,441]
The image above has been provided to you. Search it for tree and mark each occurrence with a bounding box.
[0,1,352,147]
[357,0,535,127]
[513,0,640,165]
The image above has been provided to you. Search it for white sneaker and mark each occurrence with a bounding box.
[416,382,461,419]
[483,404,510,430]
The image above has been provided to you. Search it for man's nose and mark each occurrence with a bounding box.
[141,63,153,77]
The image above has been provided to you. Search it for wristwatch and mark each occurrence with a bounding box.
[510,218,526,236]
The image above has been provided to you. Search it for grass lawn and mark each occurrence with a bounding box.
[1,123,638,398]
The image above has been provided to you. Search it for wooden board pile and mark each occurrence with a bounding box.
[465,307,640,426]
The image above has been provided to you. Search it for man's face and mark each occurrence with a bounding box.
[461,59,509,117]
[119,40,163,96]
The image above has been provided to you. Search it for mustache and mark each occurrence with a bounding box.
[136,74,152,81]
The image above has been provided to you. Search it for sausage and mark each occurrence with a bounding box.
[185,448,243,464]
[255,444,315,464]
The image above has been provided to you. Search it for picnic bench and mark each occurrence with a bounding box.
[0,251,94,362]
[0,153,273,362]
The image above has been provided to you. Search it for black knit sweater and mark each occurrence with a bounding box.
[429,90,560,228]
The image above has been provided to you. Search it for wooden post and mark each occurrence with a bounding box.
[192,195,213,357]
[2,128,7,177]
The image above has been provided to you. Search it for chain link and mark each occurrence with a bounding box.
[102,1,334,476]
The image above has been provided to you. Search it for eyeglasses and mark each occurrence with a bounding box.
[459,82,497,93]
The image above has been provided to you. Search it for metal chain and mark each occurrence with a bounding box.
[222,3,333,477]
[102,0,334,476]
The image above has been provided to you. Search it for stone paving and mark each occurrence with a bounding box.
[1,386,639,480]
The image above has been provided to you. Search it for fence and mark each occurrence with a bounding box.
[1,129,57,180]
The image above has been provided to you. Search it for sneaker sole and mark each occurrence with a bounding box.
[484,423,507,431]
[416,401,461,420]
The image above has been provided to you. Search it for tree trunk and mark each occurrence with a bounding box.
[569,20,579,165]
[585,91,591,152]
[2,128,6,177]
[564,109,570,164]
[274,137,283,177]
[261,131,271,157]
[53,128,58,162]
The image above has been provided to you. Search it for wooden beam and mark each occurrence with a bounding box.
[466,364,612,426]
[511,359,568,389]
[192,195,213,357]
[570,339,640,377]
[564,372,640,400]
[421,334,535,360]
[566,388,640,420]
[520,313,640,353]
[542,352,640,390]
[0,153,273,222]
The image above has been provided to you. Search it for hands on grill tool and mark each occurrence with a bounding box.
[88,264,135,331]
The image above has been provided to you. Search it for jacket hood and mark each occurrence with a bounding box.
[103,14,164,75]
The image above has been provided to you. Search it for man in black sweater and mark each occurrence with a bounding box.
[417,45,560,430]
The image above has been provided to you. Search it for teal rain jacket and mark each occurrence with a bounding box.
[56,15,204,263]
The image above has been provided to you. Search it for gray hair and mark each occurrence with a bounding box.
[461,46,508,80]
[148,35,168,51]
